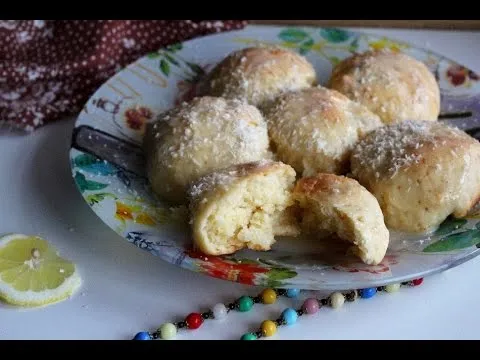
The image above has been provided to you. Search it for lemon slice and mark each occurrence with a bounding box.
[0,233,81,307]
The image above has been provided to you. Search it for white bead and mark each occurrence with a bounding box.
[159,323,177,340]
[212,303,227,320]
[330,292,345,309]
[385,283,401,293]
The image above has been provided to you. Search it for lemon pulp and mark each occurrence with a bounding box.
[0,234,81,307]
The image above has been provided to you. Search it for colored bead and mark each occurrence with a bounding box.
[385,283,401,293]
[237,296,254,312]
[261,288,277,304]
[241,333,257,340]
[286,288,300,298]
[329,292,345,308]
[185,313,203,329]
[282,308,298,325]
[261,320,277,337]
[359,288,377,299]
[133,332,151,340]
[302,298,320,314]
[412,278,423,286]
[159,323,176,340]
[212,303,228,320]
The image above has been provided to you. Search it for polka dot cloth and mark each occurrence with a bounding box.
[0,20,248,132]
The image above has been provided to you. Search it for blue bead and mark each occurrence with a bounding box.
[286,288,300,298]
[133,332,151,340]
[359,288,376,299]
[282,308,298,325]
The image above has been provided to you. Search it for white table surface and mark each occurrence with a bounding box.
[1,26,480,340]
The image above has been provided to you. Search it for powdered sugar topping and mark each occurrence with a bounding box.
[204,46,315,107]
[352,121,438,178]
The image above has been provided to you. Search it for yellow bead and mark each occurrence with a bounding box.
[385,283,401,293]
[261,320,277,337]
[261,289,277,304]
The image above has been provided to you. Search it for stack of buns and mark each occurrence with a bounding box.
[144,45,480,266]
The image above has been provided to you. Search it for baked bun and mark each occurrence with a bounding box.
[264,86,382,176]
[351,121,480,233]
[144,96,271,204]
[293,173,389,265]
[200,46,317,109]
[327,50,440,124]
[188,160,298,256]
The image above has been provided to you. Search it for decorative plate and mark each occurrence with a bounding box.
[69,25,480,291]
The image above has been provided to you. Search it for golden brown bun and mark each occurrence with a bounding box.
[293,173,389,265]
[188,160,298,256]
[351,121,480,233]
[328,50,440,124]
[263,86,383,176]
[144,96,271,204]
[200,46,317,109]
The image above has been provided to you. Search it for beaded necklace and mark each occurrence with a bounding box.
[132,278,424,340]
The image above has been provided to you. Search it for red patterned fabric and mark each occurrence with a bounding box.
[0,20,248,132]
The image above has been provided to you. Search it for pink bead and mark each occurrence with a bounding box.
[302,298,320,314]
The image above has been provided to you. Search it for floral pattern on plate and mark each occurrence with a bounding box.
[69,25,480,290]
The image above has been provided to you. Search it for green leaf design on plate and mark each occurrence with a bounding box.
[160,59,170,76]
[74,172,108,193]
[265,280,283,288]
[423,229,480,253]
[279,28,309,43]
[477,221,480,230]
[147,52,160,59]
[320,28,351,43]
[349,37,360,52]
[186,62,205,75]
[166,43,183,52]
[434,217,468,236]
[164,53,180,66]
[329,56,341,65]
[85,192,116,206]
[74,153,98,168]
[74,153,117,176]
[266,268,297,281]
[299,38,314,55]
[263,268,296,288]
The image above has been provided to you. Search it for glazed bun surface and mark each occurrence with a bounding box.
[200,46,317,109]
[144,96,271,204]
[328,50,440,124]
[264,86,382,176]
[351,121,480,233]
